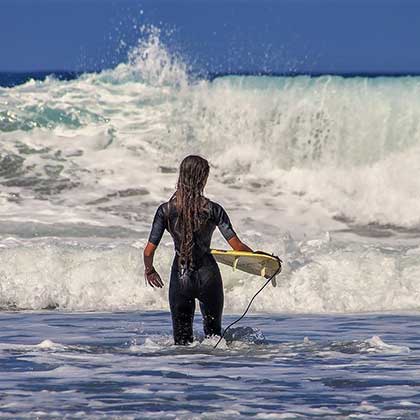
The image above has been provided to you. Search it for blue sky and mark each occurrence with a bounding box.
[1,0,419,75]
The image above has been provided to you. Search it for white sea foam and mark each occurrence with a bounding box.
[36,339,67,350]
[0,236,419,313]
[365,335,410,354]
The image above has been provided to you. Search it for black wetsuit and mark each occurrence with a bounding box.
[148,198,236,345]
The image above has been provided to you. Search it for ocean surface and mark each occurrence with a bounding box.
[1,31,420,418]
[1,311,419,419]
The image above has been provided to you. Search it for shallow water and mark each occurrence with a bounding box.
[1,311,419,419]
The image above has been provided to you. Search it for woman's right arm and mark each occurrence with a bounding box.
[228,236,253,252]
[215,202,253,252]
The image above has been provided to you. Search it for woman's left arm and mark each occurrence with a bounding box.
[143,242,164,288]
[144,204,167,288]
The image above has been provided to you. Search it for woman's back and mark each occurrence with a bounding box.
[148,197,237,265]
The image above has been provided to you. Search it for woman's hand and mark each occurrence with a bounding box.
[143,242,163,288]
[145,269,164,288]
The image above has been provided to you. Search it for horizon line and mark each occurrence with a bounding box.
[1,69,420,88]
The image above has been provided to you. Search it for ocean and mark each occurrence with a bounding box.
[1,31,420,419]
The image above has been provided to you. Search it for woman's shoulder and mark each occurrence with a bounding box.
[206,199,229,219]
[207,199,225,210]
[158,195,177,216]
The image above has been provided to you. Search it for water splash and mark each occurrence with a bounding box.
[96,26,189,87]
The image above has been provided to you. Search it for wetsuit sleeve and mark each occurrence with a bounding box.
[213,202,237,241]
[148,204,166,246]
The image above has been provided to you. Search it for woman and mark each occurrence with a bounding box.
[143,155,253,345]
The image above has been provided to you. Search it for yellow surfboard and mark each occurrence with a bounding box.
[211,249,282,286]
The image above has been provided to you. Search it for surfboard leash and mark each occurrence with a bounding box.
[213,256,282,349]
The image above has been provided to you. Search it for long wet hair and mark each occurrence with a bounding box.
[174,155,210,270]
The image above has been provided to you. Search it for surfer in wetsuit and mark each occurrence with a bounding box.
[143,155,253,345]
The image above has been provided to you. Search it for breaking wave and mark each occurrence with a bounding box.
[0,236,419,313]
[1,30,420,230]
[1,29,420,313]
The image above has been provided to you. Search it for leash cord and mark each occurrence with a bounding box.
[213,257,282,349]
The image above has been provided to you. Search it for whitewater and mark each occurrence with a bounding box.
[1,33,420,313]
[1,31,420,419]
